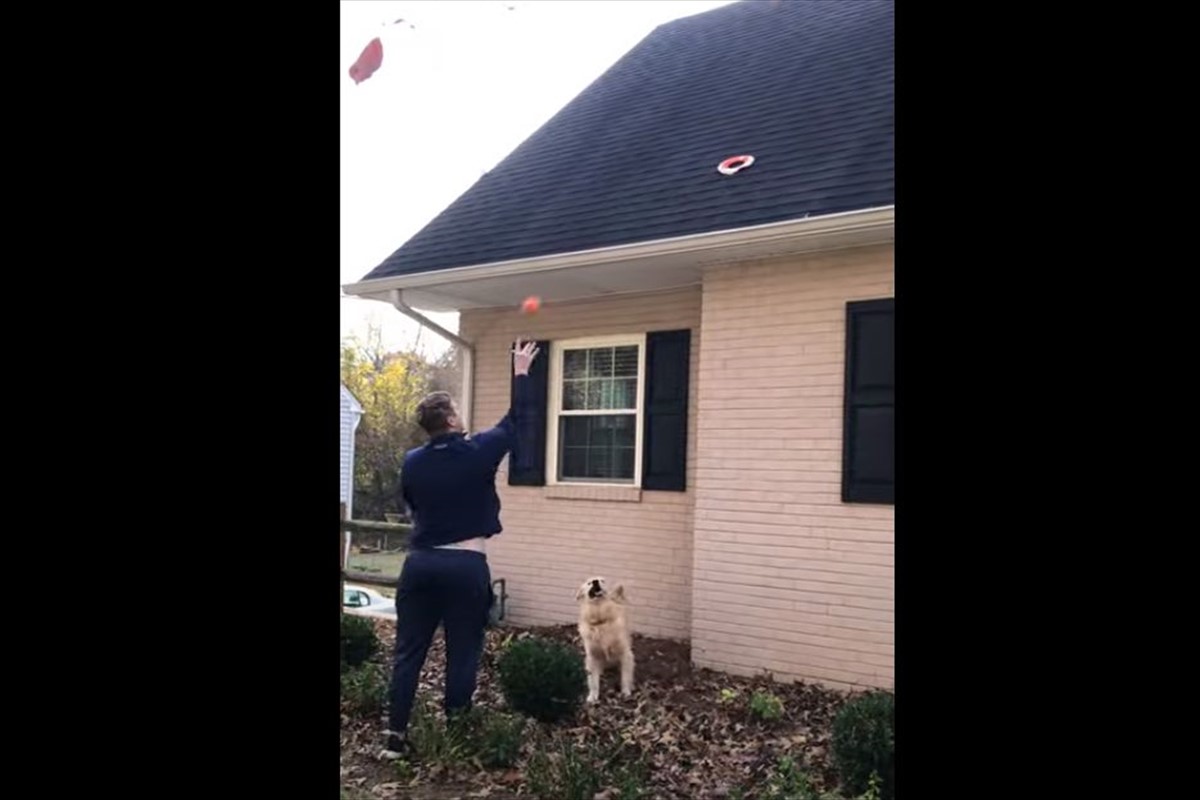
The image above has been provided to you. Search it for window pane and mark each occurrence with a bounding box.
[589,420,615,449]
[562,416,589,446]
[580,378,636,410]
[612,378,637,409]
[589,348,613,378]
[562,380,586,410]
[586,447,613,479]
[562,347,639,410]
[612,415,635,447]
[613,346,638,377]
[561,446,587,478]
[616,447,635,479]
[586,380,603,410]
[601,379,619,409]
[559,416,636,482]
[563,349,587,379]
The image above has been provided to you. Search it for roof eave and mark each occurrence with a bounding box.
[342,205,894,310]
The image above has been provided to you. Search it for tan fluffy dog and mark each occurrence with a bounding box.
[575,576,634,703]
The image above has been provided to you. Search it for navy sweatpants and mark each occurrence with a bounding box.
[387,548,493,734]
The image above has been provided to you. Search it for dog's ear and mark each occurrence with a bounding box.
[575,585,586,601]
[611,584,627,602]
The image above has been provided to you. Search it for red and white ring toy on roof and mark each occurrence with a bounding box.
[718,154,755,175]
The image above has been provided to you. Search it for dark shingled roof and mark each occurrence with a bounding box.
[361,0,893,281]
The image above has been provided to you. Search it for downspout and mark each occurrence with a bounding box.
[388,289,475,431]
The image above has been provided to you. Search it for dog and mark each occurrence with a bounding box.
[575,576,634,703]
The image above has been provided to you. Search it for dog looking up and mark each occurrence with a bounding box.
[575,576,634,703]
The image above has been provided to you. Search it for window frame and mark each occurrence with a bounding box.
[545,334,647,487]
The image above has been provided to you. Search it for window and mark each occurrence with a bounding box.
[507,329,690,492]
[842,298,894,504]
[547,336,646,485]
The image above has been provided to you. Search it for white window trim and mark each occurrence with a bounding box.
[546,334,647,487]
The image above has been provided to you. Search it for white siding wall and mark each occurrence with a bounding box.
[340,386,363,519]
[691,245,894,689]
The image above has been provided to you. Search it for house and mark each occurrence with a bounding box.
[342,0,893,690]
[341,384,364,520]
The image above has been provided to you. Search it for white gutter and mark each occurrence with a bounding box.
[343,206,894,297]
[389,289,475,431]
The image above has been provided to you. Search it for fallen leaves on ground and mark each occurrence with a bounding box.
[341,621,851,799]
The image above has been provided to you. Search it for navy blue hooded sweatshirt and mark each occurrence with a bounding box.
[399,374,532,549]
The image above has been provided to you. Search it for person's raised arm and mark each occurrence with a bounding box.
[398,459,416,518]
[472,339,540,460]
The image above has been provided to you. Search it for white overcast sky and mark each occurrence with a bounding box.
[339,0,735,357]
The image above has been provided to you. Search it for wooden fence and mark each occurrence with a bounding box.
[339,503,507,620]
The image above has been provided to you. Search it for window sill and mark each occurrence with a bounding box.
[544,484,643,503]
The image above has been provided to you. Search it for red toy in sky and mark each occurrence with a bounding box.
[349,38,384,84]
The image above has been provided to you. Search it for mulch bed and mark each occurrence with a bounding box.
[341,620,852,799]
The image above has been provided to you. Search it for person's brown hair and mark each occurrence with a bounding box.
[416,391,456,436]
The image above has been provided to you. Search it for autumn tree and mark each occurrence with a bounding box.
[341,325,459,520]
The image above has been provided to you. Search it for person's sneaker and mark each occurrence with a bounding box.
[379,731,412,760]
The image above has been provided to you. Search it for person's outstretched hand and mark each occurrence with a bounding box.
[513,339,540,377]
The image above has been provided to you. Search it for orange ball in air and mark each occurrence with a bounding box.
[521,295,541,314]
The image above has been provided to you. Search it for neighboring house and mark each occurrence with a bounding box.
[341,384,364,520]
[343,1,893,689]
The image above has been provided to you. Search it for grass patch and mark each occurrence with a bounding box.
[524,734,649,800]
[346,551,405,582]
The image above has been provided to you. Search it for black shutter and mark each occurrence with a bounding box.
[641,329,691,491]
[842,299,894,504]
[508,340,550,486]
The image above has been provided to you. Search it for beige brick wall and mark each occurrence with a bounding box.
[691,245,894,690]
[459,288,701,639]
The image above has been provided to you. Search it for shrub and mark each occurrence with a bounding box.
[497,636,586,722]
[525,740,602,800]
[403,702,528,770]
[610,754,650,800]
[340,664,386,716]
[524,734,649,800]
[761,755,819,800]
[341,614,379,670]
[749,689,785,721]
[856,772,883,800]
[451,705,528,767]
[831,692,894,800]
[479,711,525,768]
[408,701,473,765]
[754,755,868,800]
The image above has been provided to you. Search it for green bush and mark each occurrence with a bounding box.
[340,664,386,716]
[610,754,650,800]
[831,692,894,800]
[341,614,379,670]
[403,701,528,770]
[475,709,526,768]
[408,701,473,765]
[524,734,648,800]
[749,689,785,721]
[525,740,602,800]
[751,755,866,800]
[761,755,819,800]
[497,636,586,722]
[856,773,883,800]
